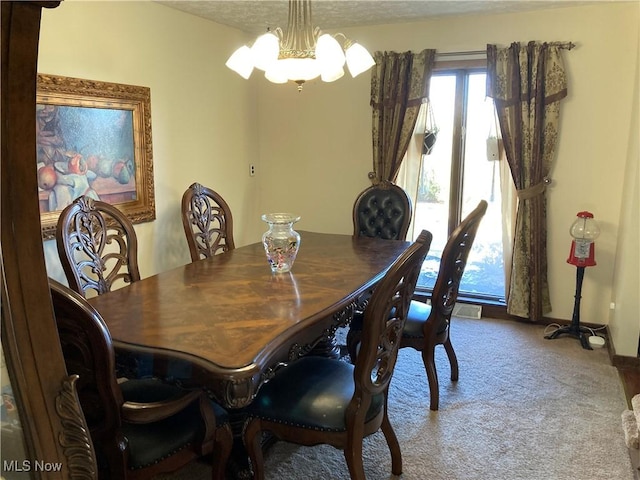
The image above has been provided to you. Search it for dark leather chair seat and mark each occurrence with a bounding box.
[122,394,205,470]
[351,299,447,339]
[245,356,383,431]
[120,379,231,471]
[402,301,448,337]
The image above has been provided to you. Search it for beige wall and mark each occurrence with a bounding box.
[39,0,259,281]
[39,1,639,356]
[609,27,640,357]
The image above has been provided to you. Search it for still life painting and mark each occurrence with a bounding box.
[36,74,155,239]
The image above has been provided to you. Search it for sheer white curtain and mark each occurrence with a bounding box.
[490,108,518,301]
[396,102,428,241]
[498,137,517,300]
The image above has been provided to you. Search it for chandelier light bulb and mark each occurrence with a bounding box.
[316,34,345,82]
[345,42,376,77]
[316,34,346,69]
[225,46,254,79]
[251,32,280,71]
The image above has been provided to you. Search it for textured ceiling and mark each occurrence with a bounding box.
[157,0,607,34]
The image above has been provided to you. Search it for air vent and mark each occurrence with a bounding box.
[452,303,482,319]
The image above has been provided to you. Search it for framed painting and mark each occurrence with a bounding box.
[36,74,155,239]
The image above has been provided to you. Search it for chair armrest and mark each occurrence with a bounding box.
[121,389,202,424]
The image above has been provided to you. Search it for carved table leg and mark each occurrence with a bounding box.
[307,303,355,359]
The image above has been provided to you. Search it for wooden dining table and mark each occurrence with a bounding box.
[88,231,410,409]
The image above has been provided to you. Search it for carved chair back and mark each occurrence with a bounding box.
[181,182,235,262]
[428,200,488,331]
[354,229,432,396]
[353,182,412,240]
[56,196,140,298]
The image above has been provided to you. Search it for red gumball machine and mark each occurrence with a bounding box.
[546,211,601,349]
[567,211,600,267]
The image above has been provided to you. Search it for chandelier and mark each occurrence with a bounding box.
[225,0,376,91]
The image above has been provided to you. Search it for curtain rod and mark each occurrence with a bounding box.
[436,50,485,58]
[435,42,576,58]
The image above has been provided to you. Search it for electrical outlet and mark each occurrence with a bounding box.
[250,164,255,177]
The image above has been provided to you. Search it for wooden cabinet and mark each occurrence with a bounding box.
[1,2,96,478]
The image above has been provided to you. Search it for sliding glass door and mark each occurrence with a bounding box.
[414,68,505,302]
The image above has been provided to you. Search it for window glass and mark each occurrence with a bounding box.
[414,70,505,301]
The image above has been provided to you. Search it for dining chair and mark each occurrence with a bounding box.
[181,182,235,262]
[55,195,174,380]
[345,181,413,355]
[352,181,412,240]
[56,195,141,297]
[49,278,234,480]
[399,200,487,410]
[242,229,433,480]
[350,200,488,410]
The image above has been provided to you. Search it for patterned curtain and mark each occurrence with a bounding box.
[370,49,435,184]
[486,42,568,321]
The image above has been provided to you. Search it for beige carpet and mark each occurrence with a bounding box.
[161,317,634,480]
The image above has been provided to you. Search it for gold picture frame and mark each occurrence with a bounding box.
[36,74,155,239]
